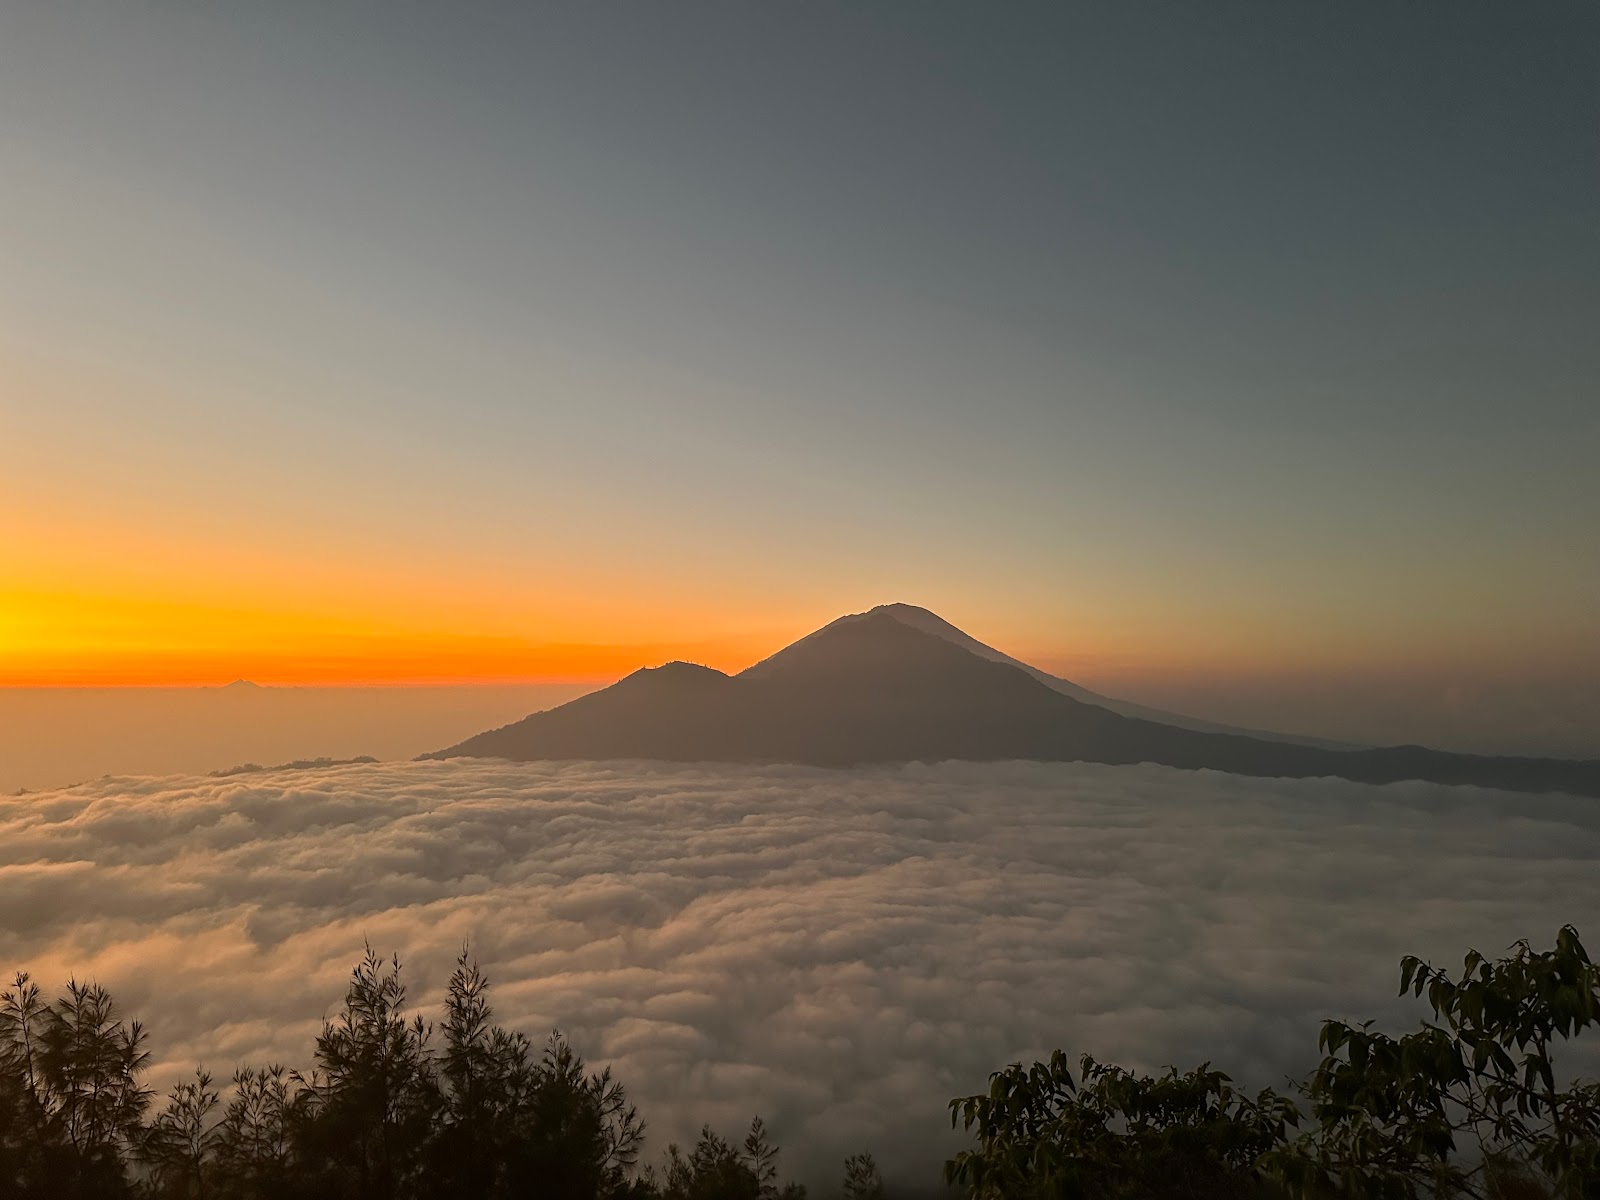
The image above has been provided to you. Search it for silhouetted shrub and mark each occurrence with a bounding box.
[945,926,1600,1200]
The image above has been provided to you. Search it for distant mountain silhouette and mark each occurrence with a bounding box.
[209,755,379,777]
[425,608,1600,797]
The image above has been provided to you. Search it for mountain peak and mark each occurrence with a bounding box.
[868,602,985,640]
[737,608,948,680]
[868,602,943,621]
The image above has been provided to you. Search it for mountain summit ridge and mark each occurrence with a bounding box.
[424,605,1600,797]
[797,602,1358,750]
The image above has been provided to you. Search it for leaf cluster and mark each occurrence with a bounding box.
[946,927,1600,1200]
[946,1049,1295,1198]
[1272,925,1600,1198]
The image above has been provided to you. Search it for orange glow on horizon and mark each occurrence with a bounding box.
[0,507,798,685]
[0,635,784,688]
[5,581,1558,689]
[0,585,785,687]
[1,608,793,687]
[8,492,1582,690]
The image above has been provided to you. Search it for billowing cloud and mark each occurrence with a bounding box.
[2,760,1597,1188]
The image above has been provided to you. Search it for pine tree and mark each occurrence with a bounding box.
[743,1116,778,1200]
[298,946,442,1199]
[841,1151,883,1200]
[144,1068,221,1198]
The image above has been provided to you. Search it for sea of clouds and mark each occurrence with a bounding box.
[2,759,1597,1188]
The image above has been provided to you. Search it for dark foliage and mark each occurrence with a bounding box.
[5,927,1595,1199]
[650,1119,806,1200]
[947,1051,1296,1199]
[0,946,794,1200]
[947,926,1600,1200]
[1271,926,1600,1199]
[0,973,151,1200]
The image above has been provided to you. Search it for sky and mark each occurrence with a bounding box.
[3,4,1597,747]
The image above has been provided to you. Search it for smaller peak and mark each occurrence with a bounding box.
[620,661,730,686]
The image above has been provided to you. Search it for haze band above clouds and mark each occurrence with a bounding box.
[2,760,1596,1185]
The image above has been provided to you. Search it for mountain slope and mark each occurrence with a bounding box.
[427,611,1600,797]
[846,603,1357,749]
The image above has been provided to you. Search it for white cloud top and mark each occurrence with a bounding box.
[2,759,1596,1186]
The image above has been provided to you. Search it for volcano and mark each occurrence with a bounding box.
[425,606,1600,797]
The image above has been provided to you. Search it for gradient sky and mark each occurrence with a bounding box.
[2,4,1597,744]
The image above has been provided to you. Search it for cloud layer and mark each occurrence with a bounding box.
[3,760,1597,1187]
